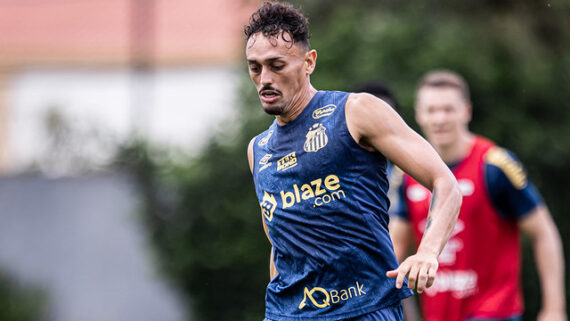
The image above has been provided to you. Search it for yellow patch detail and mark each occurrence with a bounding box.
[278,174,344,209]
[298,281,367,310]
[260,191,277,222]
[312,104,336,119]
[258,130,273,146]
[277,152,298,171]
[298,287,330,309]
[485,147,527,189]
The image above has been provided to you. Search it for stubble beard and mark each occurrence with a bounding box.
[263,104,285,115]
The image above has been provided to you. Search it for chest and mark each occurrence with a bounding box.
[254,120,351,191]
[405,159,490,230]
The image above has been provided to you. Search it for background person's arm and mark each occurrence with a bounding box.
[345,93,462,293]
[485,148,567,321]
[519,206,566,321]
[387,169,414,263]
[389,217,414,263]
[390,217,423,321]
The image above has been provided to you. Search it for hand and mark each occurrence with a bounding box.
[537,309,567,321]
[386,251,438,293]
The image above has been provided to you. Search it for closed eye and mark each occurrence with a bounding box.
[271,64,285,71]
[249,64,261,73]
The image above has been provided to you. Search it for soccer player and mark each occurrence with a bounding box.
[245,3,462,320]
[389,70,567,321]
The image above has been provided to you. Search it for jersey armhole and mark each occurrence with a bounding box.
[341,93,388,167]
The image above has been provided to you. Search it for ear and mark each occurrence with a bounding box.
[464,102,473,123]
[305,49,317,75]
[414,90,426,126]
[415,106,423,126]
[414,99,425,126]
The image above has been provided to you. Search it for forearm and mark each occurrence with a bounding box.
[417,176,461,256]
[532,219,566,312]
[387,176,460,292]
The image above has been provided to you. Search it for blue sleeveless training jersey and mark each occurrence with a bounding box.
[252,91,413,320]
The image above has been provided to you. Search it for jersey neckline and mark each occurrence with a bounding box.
[273,90,323,131]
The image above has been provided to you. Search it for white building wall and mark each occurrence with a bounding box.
[0,174,186,321]
[4,66,239,173]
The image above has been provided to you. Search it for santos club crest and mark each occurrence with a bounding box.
[304,123,328,152]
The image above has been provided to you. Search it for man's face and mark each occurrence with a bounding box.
[415,86,471,148]
[245,32,315,115]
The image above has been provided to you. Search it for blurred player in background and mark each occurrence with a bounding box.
[389,70,567,321]
[244,2,462,320]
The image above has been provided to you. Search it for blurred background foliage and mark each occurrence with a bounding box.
[0,271,45,321]
[116,0,569,320]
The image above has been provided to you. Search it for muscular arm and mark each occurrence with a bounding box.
[346,93,462,293]
[519,206,567,321]
[248,137,278,280]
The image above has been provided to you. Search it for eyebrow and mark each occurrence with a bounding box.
[247,57,285,64]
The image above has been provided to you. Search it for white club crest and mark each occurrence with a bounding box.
[304,123,328,152]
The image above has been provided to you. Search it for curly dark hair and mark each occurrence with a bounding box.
[244,1,310,50]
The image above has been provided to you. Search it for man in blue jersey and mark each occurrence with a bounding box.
[244,3,462,320]
[389,70,566,321]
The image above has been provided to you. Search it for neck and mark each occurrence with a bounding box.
[275,84,317,125]
[433,132,475,164]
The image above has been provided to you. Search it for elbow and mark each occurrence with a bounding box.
[453,184,462,218]
[433,174,462,220]
[446,176,462,220]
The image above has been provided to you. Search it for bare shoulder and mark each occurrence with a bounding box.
[346,92,399,124]
[345,92,400,145]
[346,92,385,114]
[247,136,257,173]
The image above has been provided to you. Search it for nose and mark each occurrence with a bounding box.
[431,110,447,125]
[260,68,273,86]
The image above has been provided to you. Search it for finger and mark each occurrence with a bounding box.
[386,270,398,278]
[407,264,420,291]
[426,265,437,288]
[415,265,429,293]
[395,264,410,289]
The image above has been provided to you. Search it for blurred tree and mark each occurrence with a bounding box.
[0,271,46,321]
[31,106,118,177]
[117,0,569,320]
[116,78,273,321]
